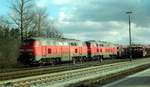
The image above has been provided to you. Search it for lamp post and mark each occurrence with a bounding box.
[126,11,132,61]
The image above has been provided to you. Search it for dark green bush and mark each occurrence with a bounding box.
[0,38,20,68]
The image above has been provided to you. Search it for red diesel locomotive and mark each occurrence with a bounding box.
[85,40,117,60]
[18,37,88,65]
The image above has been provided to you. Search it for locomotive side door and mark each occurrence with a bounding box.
[42,46,47,57]
[85,42,91,58]
[61,42,70,61]
[42,40,47,57]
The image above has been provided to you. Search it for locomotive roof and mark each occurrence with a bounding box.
[25,37,84,46]
[27,37,62,40]
[85,40,116,47]
[28,37,81,41]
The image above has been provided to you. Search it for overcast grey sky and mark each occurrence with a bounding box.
[0,0,150,44]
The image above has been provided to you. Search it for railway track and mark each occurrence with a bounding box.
[0,58,150,87]
[0,59,129,81]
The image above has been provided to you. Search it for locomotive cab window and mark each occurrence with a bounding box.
[96,44,99,47]
[70,42,74,46]
[70,42,77,46]
[23,39,35,46]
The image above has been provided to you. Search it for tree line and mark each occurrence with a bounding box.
[0,0,63,68]
[0,0,63,41]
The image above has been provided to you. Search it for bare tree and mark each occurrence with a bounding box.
[31,8,48,37]
[0,16,10,39]
[0,16,10,27]
[31,8,63,38]
[10,0,63,39]
[46,21,63,38]
[10,0,34,41]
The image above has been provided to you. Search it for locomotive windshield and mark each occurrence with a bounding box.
[22,39,35,46]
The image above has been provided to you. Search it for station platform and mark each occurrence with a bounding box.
[102,68,150,87]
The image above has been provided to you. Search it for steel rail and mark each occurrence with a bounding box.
[0,59,128,81]
[0,58,150,87]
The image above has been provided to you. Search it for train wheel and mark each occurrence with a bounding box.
[100,55,103,62]
[80,57,83,64]
[73,58,76,64]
